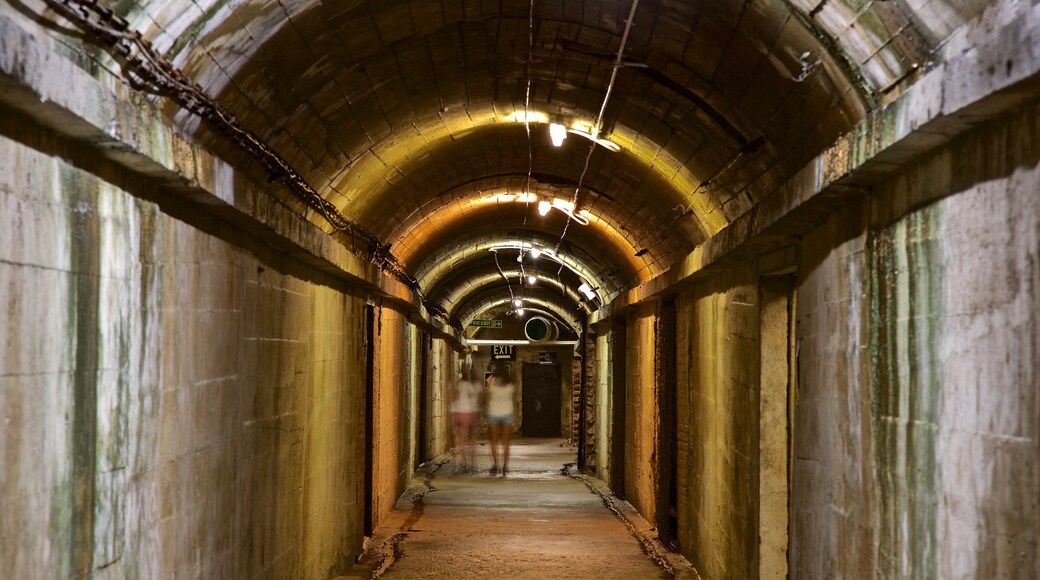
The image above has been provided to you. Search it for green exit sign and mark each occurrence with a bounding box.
[469,319,502,328]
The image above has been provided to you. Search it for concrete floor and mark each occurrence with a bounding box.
[352,439,691,579]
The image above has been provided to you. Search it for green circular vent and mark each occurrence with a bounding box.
[524,316,551,342]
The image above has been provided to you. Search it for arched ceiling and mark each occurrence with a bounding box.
[89,0,996,327]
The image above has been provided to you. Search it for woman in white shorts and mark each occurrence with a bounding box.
[484,366,515,475]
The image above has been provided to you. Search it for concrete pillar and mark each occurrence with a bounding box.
[757,276,795,579]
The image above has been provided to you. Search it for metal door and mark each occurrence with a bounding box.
[521,363,561,437]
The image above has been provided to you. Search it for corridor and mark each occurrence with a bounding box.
[2,0,1039,578]
[354,440,685,579]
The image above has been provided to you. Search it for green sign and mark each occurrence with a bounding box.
[469,319,502,328]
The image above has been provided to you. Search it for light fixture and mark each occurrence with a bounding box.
[567,126,621,152]
[530,248,541,258]
[578,282,598,301]
[517,308,525,315]
[540,197,590,225]
[549,122,567,147]
[513,299,523,308]
[527,275,536,285]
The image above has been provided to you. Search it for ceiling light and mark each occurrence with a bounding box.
[527,275,537,285]
[549,122,567,147]
[517,308,525,315]
[512,111,548,124]
[513,299,523,308]
[578,283,597,301]
[530,248,541,258]
[537,200,551,216]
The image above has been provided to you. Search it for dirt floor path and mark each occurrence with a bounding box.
[353,439,691,580]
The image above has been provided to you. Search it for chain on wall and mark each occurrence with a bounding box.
[44,0,453,324]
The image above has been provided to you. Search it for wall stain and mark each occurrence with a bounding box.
[869,205,942,579]
[63,165,102,577]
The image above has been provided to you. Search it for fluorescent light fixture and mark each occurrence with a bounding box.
[549,123,567,147]
[567,126,621,152]
[539,197,589,225]
[552,198,575,212]
[578,282,597,301]
[516,192,537,203]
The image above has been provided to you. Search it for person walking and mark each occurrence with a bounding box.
[485,366,516,476]
[450,368,481,472]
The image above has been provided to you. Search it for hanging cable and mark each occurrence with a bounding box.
[491,249,516,305]
[514,0,537,310]
[43,0,456,327]
[522,0,535,230]
[554,0,639,255]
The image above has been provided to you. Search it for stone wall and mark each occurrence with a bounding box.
[0,133,372,578]
[427,336,455,461]
[791,102,1040,578]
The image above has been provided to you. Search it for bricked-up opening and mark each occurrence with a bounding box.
[364,303,377,537]
[609,318,628,498]
[656,297,679,551]
[417,331,430,466]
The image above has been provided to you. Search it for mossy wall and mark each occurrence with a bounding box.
[791,102,1040,578]
[0,128,434,578]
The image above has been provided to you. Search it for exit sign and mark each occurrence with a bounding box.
[469,319,503,328]
[492,345,516,360]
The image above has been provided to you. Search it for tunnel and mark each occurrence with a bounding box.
[1,0,1038,577]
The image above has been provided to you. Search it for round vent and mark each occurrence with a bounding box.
[524,316,557,342]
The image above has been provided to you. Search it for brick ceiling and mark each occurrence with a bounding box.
[108,0,990,324]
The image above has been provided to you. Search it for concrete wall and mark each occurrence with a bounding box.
[675,268,762,579]
[0,133,370,578]
[792,101,1040,578]
[624,304,659,524]
[370,307,414,526]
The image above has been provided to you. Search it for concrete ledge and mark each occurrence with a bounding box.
[0,13,460,347]
[591,6,1040,324]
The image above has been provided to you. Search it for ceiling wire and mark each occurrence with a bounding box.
[554,0,640,263]
[521,0,535,230]
[506,0,537,309]
[492,249,516,307]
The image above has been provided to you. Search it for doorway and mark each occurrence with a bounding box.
[656,298,679,550]
[521,363,561,437]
